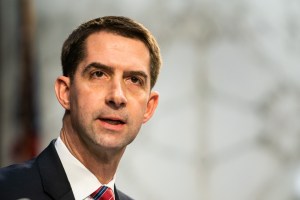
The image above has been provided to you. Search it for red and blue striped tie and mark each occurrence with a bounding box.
[90,186,115,200]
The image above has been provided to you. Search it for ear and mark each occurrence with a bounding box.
[143,91,159,123]
[55,76,71,110]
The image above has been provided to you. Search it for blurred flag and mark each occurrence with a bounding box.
[11,0,40,162]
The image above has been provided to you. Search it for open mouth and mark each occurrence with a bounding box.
[100,118,125,125]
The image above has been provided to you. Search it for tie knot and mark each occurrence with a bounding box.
[90,186,115,200]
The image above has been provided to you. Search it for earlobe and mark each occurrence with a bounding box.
[143,91,159,123]
[54,76,71,110]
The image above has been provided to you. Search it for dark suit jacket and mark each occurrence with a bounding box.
[0,140,133,200]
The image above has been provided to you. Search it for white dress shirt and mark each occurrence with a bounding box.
[55,137,115,200]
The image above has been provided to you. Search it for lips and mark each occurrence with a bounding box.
[100,118,125,125]
[98,116,126,131]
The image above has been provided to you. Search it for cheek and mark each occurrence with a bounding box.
[131,96,149,117]
[70,88,95,114]
[76,96,98,115]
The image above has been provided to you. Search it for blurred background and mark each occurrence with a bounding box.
[1,0,300,199]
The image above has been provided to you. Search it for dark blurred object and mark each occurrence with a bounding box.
[0,0,3,165]
[11,0,40,162]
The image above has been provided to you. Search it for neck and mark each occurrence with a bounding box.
[60,116,125,184]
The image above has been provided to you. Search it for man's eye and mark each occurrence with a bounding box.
[130,76,141,84]
[131,77,139,83]
[130,77,141,83]
[91,71,104,78]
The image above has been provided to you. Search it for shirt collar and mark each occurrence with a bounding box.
[55,137,115,200]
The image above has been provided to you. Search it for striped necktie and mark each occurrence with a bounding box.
[90,186,115,200]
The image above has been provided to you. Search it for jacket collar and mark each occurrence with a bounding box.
[36,140,124,200]
[37,140,75,200]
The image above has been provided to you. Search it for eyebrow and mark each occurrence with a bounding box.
[82,62,149,81]
[81,62,113,76]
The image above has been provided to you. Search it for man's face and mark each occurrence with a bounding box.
[66,31,158,152]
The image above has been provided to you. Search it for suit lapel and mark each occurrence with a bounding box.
[35,140,131,200]
[37,140,75,200]
[114,185,120,200]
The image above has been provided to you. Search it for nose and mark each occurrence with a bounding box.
[105,80,127,109]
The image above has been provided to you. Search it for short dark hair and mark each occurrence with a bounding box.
[61,16,161,88]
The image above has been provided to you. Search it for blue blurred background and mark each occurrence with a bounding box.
[1,0,300,199]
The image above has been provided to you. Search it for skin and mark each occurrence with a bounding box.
[55,31,159,184]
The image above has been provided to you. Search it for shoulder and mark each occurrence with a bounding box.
[0,141,59,199]
[0,159,38,183]
[0,140,57,187]
[0,159,44,197]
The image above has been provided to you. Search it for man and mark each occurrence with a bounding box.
[0,16,161,200]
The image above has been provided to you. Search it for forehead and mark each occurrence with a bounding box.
[82,31,151,72]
